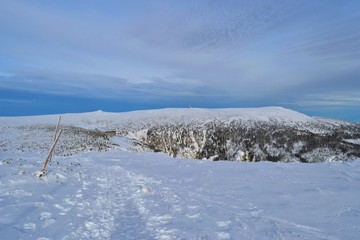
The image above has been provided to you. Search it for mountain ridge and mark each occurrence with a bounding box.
[1,107,359,162]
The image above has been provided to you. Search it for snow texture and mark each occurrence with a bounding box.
[1,151,360,239]
[0,108,360,239]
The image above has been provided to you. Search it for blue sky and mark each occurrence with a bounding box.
[0,0,359,121]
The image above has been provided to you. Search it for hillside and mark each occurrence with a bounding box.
[1,107,359,162]
[1,108,360,239]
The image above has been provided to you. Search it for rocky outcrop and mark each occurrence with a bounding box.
[136,119,360,163]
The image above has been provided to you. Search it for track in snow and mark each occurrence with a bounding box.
[0,151,359,239]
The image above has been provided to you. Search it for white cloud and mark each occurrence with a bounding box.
[295,92,360,107]
[0,0,359,108]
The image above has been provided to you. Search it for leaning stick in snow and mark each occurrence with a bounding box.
[40,129,63,174]
[48,116,61,164]
[53,116,61,141]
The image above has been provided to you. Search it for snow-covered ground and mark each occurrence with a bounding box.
[1,146,360,239]
[0,107,316,131]
[0,109,359,239]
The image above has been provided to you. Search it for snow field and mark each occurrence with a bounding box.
[1,149,359,239]
[0,107,316,131]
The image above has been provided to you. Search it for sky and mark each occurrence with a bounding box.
[0,0,359,121]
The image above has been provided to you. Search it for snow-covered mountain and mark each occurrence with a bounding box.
[1,107,360,239]
[1,107,359,162]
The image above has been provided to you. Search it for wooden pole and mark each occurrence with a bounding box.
[48,116,61,164]
[53,116,61,141]
[41,129,63,174]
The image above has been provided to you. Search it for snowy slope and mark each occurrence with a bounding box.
[1,107,359,162]
[0,107,314,129]
[1,109,360,239]
[1,150,360,239]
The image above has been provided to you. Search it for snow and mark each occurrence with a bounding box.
[0,107,315,130]
[1,109,360,239]
[1,149,360,239]
[344,139,360,145]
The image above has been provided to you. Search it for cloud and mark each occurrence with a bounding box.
[295,92,360,107]
[0,69,207,100]
[0,98,30,104]
[0,0,359,119]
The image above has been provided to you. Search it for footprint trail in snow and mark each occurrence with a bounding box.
[0,151,359,239]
